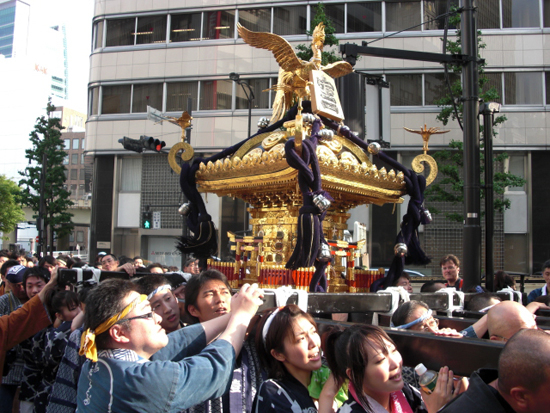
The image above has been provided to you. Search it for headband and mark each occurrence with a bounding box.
[262,307,284,347]
[147,284,172,301]
[79,294,147,362]
[391,309,432,329]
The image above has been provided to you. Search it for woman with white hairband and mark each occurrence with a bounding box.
[251,305,347,413]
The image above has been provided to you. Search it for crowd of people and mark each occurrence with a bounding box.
[1,249,549,413]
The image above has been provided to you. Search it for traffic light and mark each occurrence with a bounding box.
[140,135,166,152]
[142,211,152,229]
[118,136,166,153]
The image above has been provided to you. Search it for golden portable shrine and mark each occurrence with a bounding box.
[169,23,438,293]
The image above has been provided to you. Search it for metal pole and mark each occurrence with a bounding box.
[461,0,481,291]
[37,151,47,257]
[481,103,499,291]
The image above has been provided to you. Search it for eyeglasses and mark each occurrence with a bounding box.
[117,312,155,323]
[418,317,439,332]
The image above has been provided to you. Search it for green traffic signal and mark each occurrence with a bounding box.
[142,211,152,229]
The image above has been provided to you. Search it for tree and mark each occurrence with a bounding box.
[19,98,74,253]
[0,175,25,238]
[426,7,525,222]
[295,3,341,65]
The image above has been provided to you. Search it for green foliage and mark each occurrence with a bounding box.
[295,3,341,65]
[19,98,74,252]
[0,175,25,238]
[428,7,524,222]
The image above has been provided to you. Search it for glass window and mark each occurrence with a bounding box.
[90,87,99,115]
[63,156,69,165]
[101,85,131,114]
[132,83,163,113]
[425,73,459,105]
[106,18,135,47]
[238,8,271,33]
[120,157,142,192]
[423,0,459,30]
[504,72,543,105]
[502,0,540,28]
[81,154,85,164]
[482,72,503,103]
[93,20,104,49]
[70,169,77,180]
[64,139,70,149]
[64,170,68,179]
[273,6,307,35]
[236,78,270,109]
[348,2,382,32]
[202,10,235,40]
[166,81,199,112]
[200,80,233,110]
[170,12,202,42]
[72,139,79,150]
[545,0,550,27]
[136,15,167,45]
[386,74,422,106]
[69,233,74,242]
[80,168,86,180]
[71,154,78,165]
[386,1,421,32]
[546,72,550,104]
[478,0,500,29]
[322,4,345,34]
[506,156,525,192]
[77,231,84,243]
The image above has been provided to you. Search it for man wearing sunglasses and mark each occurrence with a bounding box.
[77,278,263,412]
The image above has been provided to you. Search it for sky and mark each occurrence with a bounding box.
[32,0,95,113]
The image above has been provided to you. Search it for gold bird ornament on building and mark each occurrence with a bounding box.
[237,22,353,124]
[403,124,450,154]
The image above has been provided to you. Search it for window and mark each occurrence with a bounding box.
[478,0,500,29]
[64,170,68,179]
[386,74,422,106]
[236,78,270,109]
[202,10,235,40]
[106,18,135,47]
[101,85,131,114]
[120,158,142,192]
[238,8,270,33]
[545,0,550,27]
[166,81,198,112]
[546,72,550,104]
[323,4,345,34]
[136,15,167,45]
[79,184,85,197]
[90,87,99,115]
[72,139,79,150]
[132,83,163,113]
[70,169,77,180]
[424,72,459,105]
[93,20,104,48]
[81,154,85,164]
[69,233,74,242]
[504,72,543,105]
[71,154,78,165]
[80,168,86,180]
[200,80,232,110]
[64,139,70,149]
[424,0,458,30]
[77,231,84,243]
[386,1,421,32]
[506,156,526,192]
[273,6,307,35]
[63,156,69,165]
[170,12,202,42]
[502,0,539,28]
[348,2,382,32]
[482,72,503,103]
[70,184,77,194]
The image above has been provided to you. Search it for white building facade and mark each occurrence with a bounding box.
[86,0,550,273]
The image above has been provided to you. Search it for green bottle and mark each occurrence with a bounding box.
[415,363,438,394]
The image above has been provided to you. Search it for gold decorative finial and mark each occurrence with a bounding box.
[167,111,194,175]
[166,111,193,141]
[237,23,353,124]
[403,124,450,154]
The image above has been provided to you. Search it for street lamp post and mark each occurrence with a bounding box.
[229,72,255,138]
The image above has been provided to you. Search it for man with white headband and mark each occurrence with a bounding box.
[77,278,263,412]
[134,274,182,333]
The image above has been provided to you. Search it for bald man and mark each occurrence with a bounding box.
[440,329,550,413]
[488,301,537,342]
